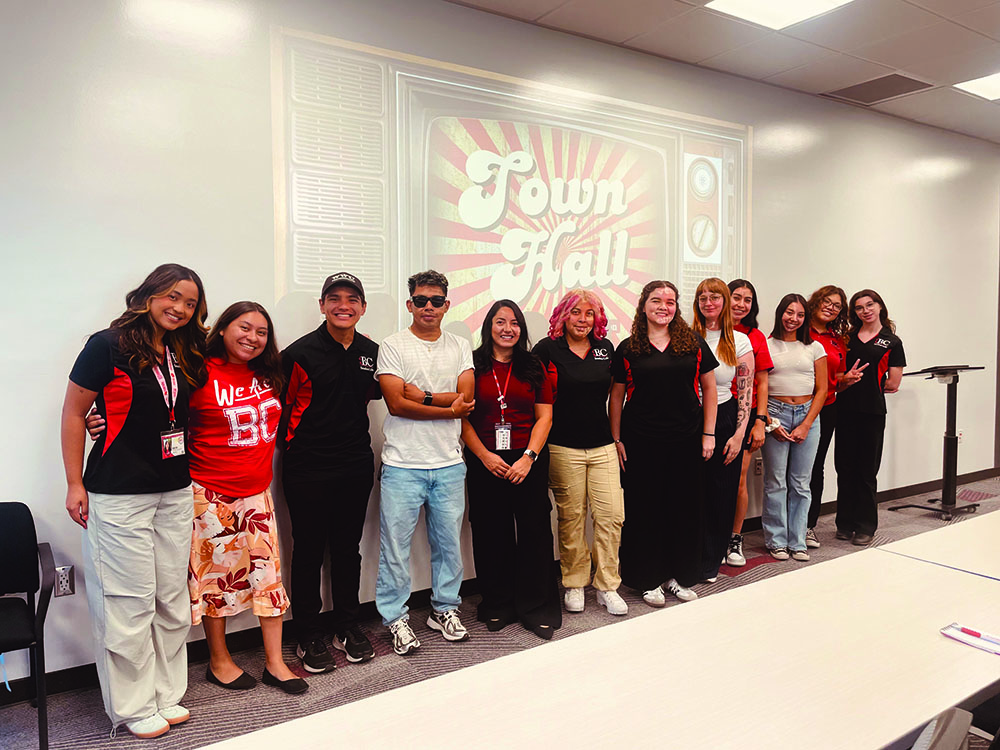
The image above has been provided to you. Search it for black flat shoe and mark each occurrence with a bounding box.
[852,533,874,546]
[835,529,853,541]
[262,668,309,695]
[525,623,554,641]
[206,666,256,690]
[486,618,508,632]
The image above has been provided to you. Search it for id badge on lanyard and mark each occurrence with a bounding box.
[153,345,186,459]
[492,363,512,451]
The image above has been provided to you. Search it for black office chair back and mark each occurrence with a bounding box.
[0,501,41,596]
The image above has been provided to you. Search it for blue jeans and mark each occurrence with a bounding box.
[375,463,467,626]
[761,400,820,552]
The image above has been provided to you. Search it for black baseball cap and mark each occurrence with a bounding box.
[321,272,365,303]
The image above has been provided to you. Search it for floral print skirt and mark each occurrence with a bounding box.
[188,483,289,624]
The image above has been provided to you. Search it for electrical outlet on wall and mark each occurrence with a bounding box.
[55,565,75,597]
[754,456,763,476]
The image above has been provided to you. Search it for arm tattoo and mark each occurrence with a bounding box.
[736,363,752,430]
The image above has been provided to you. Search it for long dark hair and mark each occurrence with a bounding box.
[729,278,760,331]
[625,280,698,356]
[770,294,813,344]
[206,301,286,393]
[849,289,895,333]
[109,263,208,387]
[473,299,545,391]
[807,284,849,340]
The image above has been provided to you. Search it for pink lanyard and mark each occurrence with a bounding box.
[491,362,512,422]
[152,345,179,427]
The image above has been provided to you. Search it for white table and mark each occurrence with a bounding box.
[879,510,1000,581]
[202,549,1000,750]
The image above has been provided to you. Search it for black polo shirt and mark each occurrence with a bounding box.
[69,329,191,494]
[280,324,381,478]
[611,335,718,441]
[533,335,614,449]
[838,326,906,415]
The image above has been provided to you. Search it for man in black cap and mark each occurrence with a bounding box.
[279,272,381,671]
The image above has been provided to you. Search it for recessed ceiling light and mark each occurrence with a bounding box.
[954,72,1000,100]
[705,0,857,30]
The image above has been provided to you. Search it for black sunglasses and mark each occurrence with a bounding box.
[411,295,447,308]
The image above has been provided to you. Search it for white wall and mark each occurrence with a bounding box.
[2,0,997,681]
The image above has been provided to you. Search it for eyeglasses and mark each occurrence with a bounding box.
[820,298,843,312]
[698,294,724,304]
[411,295,447,308]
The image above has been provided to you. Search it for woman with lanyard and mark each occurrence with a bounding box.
[761,294,827,561]
[805,285,850,548]
[533,289,627,617]
[86,302,308,695]
[725,279,772,567]
[62,264,207,739]
[691,278,754,583]
[834,289,905,545]
[610,280,718,605]
[461,299,561,640]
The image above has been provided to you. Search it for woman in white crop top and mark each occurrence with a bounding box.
[761,294,828,561]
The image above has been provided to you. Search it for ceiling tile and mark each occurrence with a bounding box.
[904,41,1000,84]
[849,20,994,69]
[764,53,896,93]
[445,0,569,21]
[954,3,1000,40]
[537,0,693,44]
[624,7,770,63]
[904,0,1000,20]
[783,0,939,50]
[699,33,836,78]
[871,85,1000,140]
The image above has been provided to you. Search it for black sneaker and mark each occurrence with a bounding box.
[296,638,336,673]
[333,626,375,663]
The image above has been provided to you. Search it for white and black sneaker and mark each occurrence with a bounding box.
[726,533,746,566]
[333,625,375,663]
[427,609,470,642]
[296,638,336,673]
[388,618,421,655]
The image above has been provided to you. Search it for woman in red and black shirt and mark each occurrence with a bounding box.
[461,299,561,640]
[835,289,906,545]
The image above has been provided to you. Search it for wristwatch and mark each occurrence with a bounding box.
[523,449,538,462]
[423,391,434,406]
[755,414,768,422]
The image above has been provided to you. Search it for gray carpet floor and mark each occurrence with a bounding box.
[4,479,1000,750]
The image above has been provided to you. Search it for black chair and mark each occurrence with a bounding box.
[0,502,55,750]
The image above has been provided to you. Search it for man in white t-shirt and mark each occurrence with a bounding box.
[375,270,476,655]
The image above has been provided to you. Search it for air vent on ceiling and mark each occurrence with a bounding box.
[823,74,933,105]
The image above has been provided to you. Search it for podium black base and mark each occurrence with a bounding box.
[888,497,979,521]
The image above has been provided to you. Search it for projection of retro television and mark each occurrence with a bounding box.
[277,35,749,339]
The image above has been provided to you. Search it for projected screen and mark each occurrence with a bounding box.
[275,32,749,341]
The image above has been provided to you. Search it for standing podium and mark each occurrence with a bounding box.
[889,365,984,521]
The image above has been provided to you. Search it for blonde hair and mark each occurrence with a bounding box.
[692,277,737,367]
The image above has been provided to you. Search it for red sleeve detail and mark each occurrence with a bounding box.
[624,358,634,403]
[283,362,312,444]
[539,361,557,404]
[878,350,891,392]
[102,367,132,456]
[694,348,703,404]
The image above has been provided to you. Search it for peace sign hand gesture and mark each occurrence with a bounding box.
[840,359,868,389]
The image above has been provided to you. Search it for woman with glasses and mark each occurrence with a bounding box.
[834,290,905,545]
[804,286,851,548]
[726,279,772,567]
[761,294,827,562]
[461,299,561,640]
[691,278,754,583]
[534,289,627,616]
[609,281,718,605]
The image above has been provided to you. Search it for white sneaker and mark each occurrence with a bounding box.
[427,609,470,642]
[769,547,790,561]
[791,549,810,562]
[125,714,170,739]
[388,617,421,655]
[564,587,585,613]
[665,578,698,602]
[596,589,628,616]
[805,528,821,549]
[704,576,718,584]
[726,533,746,566]
[158,705,189,725]
[642,586,666,607]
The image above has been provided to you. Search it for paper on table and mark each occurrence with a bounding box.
[941,623,1000,655]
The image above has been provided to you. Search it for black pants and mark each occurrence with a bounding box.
[465,448,561,631]
[808,401,838,528]
[282,465,374,644]
[620,432,704,591]
[701,399,743,579]
[834,411,885,536]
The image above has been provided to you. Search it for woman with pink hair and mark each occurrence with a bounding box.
[533,289,627,616]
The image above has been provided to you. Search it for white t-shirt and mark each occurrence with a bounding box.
[702,329,753,405]
[767,338,827,397]
[377,328,474,469]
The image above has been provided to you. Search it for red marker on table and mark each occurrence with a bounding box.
[960,627,1000,647]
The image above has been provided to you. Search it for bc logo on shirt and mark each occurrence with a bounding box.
[875,338,891,348]
[592,347,610,361]
[359,355,375,371]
